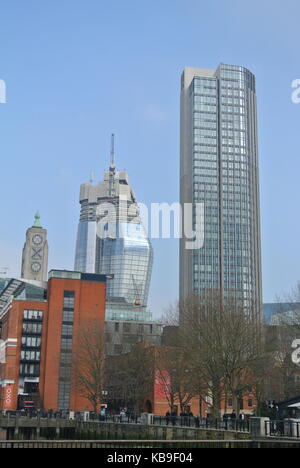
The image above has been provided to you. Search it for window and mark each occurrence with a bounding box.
[61,324,73,337]
[60,352,72,365]
[59,366,71,379]
[61,337,72,350]
[62,310,74,323]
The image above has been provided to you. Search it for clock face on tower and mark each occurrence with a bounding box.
[32,234,43,245]
[31,262,41,273]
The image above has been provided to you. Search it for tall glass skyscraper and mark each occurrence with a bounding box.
[74,141,153,318]
[180,64,262,320]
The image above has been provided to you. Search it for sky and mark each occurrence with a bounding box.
[0,0,299,317]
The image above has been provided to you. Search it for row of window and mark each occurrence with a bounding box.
[194,128,217,137]
[221,97,245,106]
[193,154,218,162]
[222,162,249,170]
[194,136,217,145]
[22,336,41,348]
[194,175,218,184]
[193,144,218,154]
[193,276,220,284]
[194,104,217,113]
[193,156,249,168]
[221,122,246,131]
[194,168,218,176]
[221,106,246,115]
[194,120,217,129]
[23,310,43,320]
[113,322,154,334]
[23,323,42,334]
[194,95,217,104]
[221,147,247,155]
[226,399,253,409]
[21,350,41,361]
[222,185,250,194]
[20,364,40,376]
[193,88,217,97]
[221,89,245,98]
[220,82,248,91]
[222,129,246,138]
[194,187,219,195]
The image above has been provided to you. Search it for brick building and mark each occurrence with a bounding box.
[106,343,257,417]
[0,270,106,412]
[105,320,162,356]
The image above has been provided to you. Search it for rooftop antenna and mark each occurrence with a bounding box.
[110,133,115,169]
[109,133,116,197]
[89,171,94,184]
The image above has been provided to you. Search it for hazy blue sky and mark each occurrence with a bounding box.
[0,0,299,316]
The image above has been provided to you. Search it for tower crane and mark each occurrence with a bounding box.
[132,274,142,307]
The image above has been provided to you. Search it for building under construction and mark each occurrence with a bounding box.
[74,136,157,355]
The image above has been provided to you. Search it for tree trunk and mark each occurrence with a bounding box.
[211,384,222,418]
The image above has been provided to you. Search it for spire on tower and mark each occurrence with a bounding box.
[33,211,42,228]
[109,133,116,197]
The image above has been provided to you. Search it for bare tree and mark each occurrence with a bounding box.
[105,344,155,414]
[180,292,264,417]
[72,321,105,413]
[155,345,196,412]
[220,305,264,414]
[156,304,200,413]
[160,302,180,327]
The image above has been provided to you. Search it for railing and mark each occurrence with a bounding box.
[77,413,249,432]
[152,415,249,432]
[266,420,300,438]
[0,411,249,432]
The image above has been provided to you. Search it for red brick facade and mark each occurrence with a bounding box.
[0,273,106,412]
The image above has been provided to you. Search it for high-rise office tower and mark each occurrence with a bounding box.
[74,136,153,318]
[180,64,262,319]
